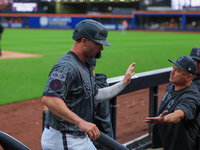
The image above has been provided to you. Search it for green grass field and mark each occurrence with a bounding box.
[0,28,199,105]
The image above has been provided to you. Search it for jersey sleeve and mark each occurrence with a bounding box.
[43,65,75,100]
[175,97,199,121]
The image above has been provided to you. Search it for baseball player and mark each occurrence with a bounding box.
[190,47,200,91]
[145,56,200,150]
[0,24,4,56]
[41,19,136,150]
[121,19,128,34]
[189,47,200,137]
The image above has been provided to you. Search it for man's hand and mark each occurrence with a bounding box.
[122,63,136,86]
[145,110,168,124]
[78,120,100,141]
[145,109,185,124]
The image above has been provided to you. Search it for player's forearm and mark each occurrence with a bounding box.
[42,96,83,126]
[145,110,185,124]
[94,81,125,104]
[164,110,185,124]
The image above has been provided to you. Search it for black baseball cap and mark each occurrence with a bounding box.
[168,55,197,75]
[72,19,111,46]
[190,47,200,61]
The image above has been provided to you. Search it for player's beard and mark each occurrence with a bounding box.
[95,52,101,58]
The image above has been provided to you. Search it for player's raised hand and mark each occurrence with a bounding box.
[78,120,100,141]
[122,63,136,86]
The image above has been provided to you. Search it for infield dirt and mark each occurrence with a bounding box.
[0,51,41,59]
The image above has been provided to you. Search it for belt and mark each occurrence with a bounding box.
[45,125,85,136]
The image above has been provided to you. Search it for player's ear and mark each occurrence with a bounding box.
[81,37,87,47]
[186,73,193,81]
[81,37,85,42]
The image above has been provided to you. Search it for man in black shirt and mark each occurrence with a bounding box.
[0,24,4,56]
[190,47,200,91]
[189,47,200,149]
[145,55,200,150]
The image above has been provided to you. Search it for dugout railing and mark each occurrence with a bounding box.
[107,67,171,149]
[42,67,172,149]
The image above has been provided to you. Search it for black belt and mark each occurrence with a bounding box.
[45,125,85,136]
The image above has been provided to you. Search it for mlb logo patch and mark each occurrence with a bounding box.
[50,71,66,81]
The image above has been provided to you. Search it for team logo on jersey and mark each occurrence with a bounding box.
[161,92,173,108]
[50,71,66,81]
[162,92,171,103]
[83,81,92,99]
[167,99,174,109]
[49,79,62,92]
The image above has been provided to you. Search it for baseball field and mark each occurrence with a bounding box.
[0,28,199,105]
[0,28,199,149]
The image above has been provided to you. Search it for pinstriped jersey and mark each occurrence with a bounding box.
[43,51,98,132]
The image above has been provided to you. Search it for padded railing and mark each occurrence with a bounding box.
[0,131,30,150]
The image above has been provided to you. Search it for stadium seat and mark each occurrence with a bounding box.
[0,131,30,150]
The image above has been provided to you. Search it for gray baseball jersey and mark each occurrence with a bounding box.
[43,51,98,132]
